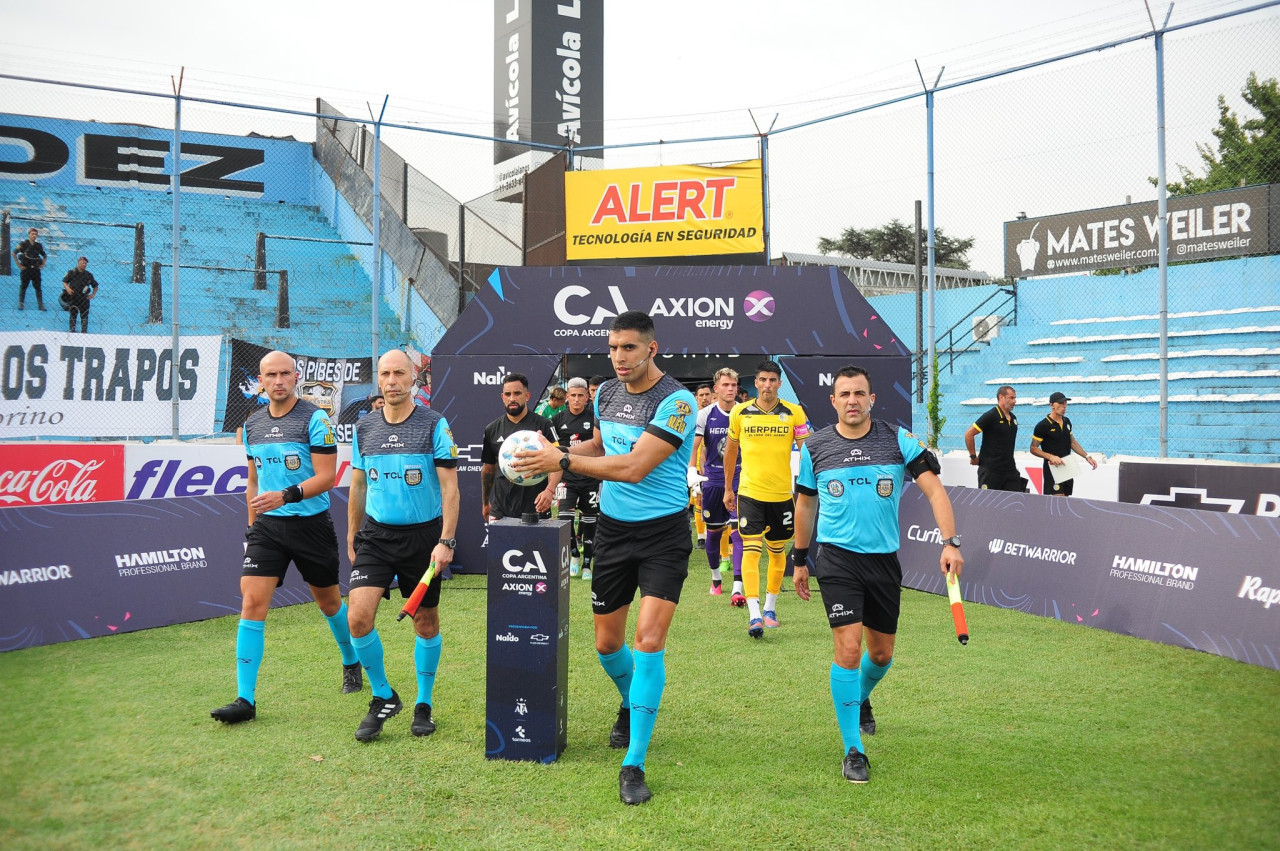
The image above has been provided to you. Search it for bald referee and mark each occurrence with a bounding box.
[345,349,459,741]
[211,350,359,725]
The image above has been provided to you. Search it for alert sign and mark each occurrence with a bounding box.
[565,159,764,262]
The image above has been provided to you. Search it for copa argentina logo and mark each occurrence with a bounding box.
[502,549,548,576]
[551,284,753,332]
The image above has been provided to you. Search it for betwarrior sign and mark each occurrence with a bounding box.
[1003,184,1273,277]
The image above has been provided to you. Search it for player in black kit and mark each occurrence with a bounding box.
[480,373,561,521]
[552,377,602,580]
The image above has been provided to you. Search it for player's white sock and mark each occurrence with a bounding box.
[710,568,722,582]
[764,592,779,612]
[747,598,762,619]
[732,580,744,595]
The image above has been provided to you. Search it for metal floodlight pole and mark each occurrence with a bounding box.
[1154,4,1173,457]
[917,62,944,407]
[371,95,388,368]
[170,70,184,439]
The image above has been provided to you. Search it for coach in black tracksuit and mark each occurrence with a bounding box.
[62,256,98,333]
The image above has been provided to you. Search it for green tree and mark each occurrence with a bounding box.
[817,219,974,269]
[927,350,946,450]
[1165,72,1280,196]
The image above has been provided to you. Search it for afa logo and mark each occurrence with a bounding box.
[404,467,422,486]
[877,477,894,497]
[284,454,301,471]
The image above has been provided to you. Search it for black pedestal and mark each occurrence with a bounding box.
[484,517,571,762]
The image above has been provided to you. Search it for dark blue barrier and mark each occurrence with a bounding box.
[897,485,1280,670]
[0,490,355,651]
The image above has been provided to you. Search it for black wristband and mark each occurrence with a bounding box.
[790,546,809,567]
[281,485,304,504]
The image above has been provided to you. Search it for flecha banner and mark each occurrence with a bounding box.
[0,332,222,438]
[222,339,373,440]
[897,485,1280,670]
[564,160,764,261]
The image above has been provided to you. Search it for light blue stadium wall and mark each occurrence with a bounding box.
[869,256,1280,463]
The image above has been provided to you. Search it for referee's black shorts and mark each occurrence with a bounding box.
[591,509,692,614]
[813,543,903,635]
[243,511,340,588]
[350,517,444,609]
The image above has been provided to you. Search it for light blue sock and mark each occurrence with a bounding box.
[235,619,265,704]
[860,651,892,702]
[325,602,358,666]
[831,663,863,755]
[415,633,442,706]
[352,630,393,699]
[623,649,666,770]
[598,646,634,708]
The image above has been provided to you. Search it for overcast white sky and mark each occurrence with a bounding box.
[2,0,1277,272]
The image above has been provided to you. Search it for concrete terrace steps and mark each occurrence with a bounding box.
[920,256,1280,462]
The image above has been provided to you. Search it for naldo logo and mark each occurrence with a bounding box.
[473,366,508,385]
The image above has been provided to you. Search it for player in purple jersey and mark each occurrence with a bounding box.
[690,368,745,601]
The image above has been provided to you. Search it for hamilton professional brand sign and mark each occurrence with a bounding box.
[0,332,221,438]
[1003,184,1272,277]
[0,490,359,651]
[898,485,1280,670]
[493,0,603,195]
[564,160,764,262]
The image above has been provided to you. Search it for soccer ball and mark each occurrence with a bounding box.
[498,430,548,487]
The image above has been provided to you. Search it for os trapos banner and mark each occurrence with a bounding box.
[564,160,764,261]
[0,332,221,438]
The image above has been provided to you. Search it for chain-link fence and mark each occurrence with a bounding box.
[0,4,1276,460]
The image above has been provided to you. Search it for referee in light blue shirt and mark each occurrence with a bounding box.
[791,365,963,785]
[513,310,696,807]
[211,350,359,726]
[345,349,459,743]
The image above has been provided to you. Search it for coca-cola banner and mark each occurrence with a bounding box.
[0,443,124,507]
[0,332,222,438]
[897,485,1280,670]
[0,490,357,651]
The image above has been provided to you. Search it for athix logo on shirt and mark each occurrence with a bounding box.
[381,434,406,449]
